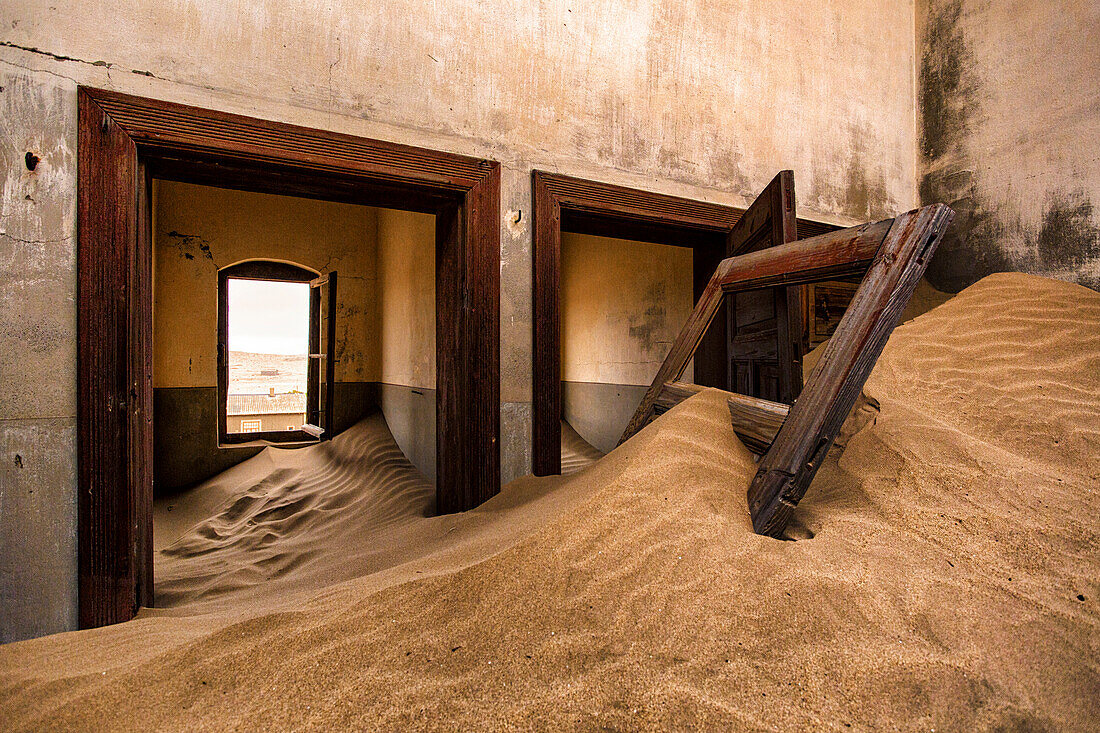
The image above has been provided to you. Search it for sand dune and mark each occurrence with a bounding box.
[1,273,1098,730]
[153,412,436,608]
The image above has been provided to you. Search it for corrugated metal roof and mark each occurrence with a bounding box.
[227,393,307,416]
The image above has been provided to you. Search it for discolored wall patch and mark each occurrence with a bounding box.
[1036,191,1100,281]
[918,0,1100,292]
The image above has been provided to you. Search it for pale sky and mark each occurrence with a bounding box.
[227,278,311,355]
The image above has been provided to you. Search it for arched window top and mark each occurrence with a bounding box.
[219,259,319,282]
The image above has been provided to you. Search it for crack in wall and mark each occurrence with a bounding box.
[0,41,165,80]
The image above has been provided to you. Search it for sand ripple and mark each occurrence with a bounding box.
[1,273,1098,731]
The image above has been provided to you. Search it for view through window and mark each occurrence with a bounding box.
[226,277,311,434]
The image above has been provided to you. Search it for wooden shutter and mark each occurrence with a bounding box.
[304,272,337,438]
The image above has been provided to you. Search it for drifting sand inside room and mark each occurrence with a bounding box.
[2,272,1098,730]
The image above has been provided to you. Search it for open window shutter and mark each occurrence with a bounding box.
[303,271,338,438]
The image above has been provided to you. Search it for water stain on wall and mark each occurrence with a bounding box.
[918,0,1006,292]
[843,128,891,221]
[810,123,894,222]
[920,169,1015,292]
[919,0,979,162]
[627,282,668,355]
[919,0,1100,292]
[1036,191,1100,279]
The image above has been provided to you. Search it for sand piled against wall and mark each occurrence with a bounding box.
[1,273,1098,730]
[561,420,604,475]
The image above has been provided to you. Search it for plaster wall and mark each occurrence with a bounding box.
[377,208,436,390]
[1,0,919,641]
[151,181,380,492]
[376,207,437,481]
[154,180,379,387]
[918,0,1100,290]
[560,233,693,451]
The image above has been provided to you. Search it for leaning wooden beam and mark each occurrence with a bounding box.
[619,217,894,447]
[719,218,893,293]
[650,382,789,455]
[746,204,954,537]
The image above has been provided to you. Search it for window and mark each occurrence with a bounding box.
[217,261,337,445]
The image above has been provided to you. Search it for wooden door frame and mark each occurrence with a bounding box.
[531,171,835,476]
[77,87,500,628]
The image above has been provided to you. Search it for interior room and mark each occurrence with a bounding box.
[558,232,695,468]
[150,181,440,601]
[152,182,438,493]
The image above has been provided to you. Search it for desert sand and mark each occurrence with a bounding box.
[1,272,1098,730]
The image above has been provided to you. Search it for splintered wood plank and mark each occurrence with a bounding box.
[746,204,955,537]
[649,381,789,454]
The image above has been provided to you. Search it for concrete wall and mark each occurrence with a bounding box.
[1,0,920,641]
[376,207,437,481]
[918,0,1100,291]
[560,233,693,452]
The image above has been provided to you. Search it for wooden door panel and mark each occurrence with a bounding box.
[725,171,802,404]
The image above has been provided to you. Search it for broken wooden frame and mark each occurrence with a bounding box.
[620,204,955,537]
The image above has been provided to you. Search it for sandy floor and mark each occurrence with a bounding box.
[2,273,1098,730]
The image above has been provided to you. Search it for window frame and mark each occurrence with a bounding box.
[217,259,321,446]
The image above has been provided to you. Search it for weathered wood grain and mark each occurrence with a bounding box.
[719,219,894,293]
[725,170,802,404]
[649,381,789,454]
[746,204,955,537]
[78,88,140,629]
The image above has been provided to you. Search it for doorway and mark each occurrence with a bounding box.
[77,87,500,628]
[531,171,838,475]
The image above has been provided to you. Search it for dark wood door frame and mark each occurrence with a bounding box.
[531,171,835,476]
[78,87,500,629]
